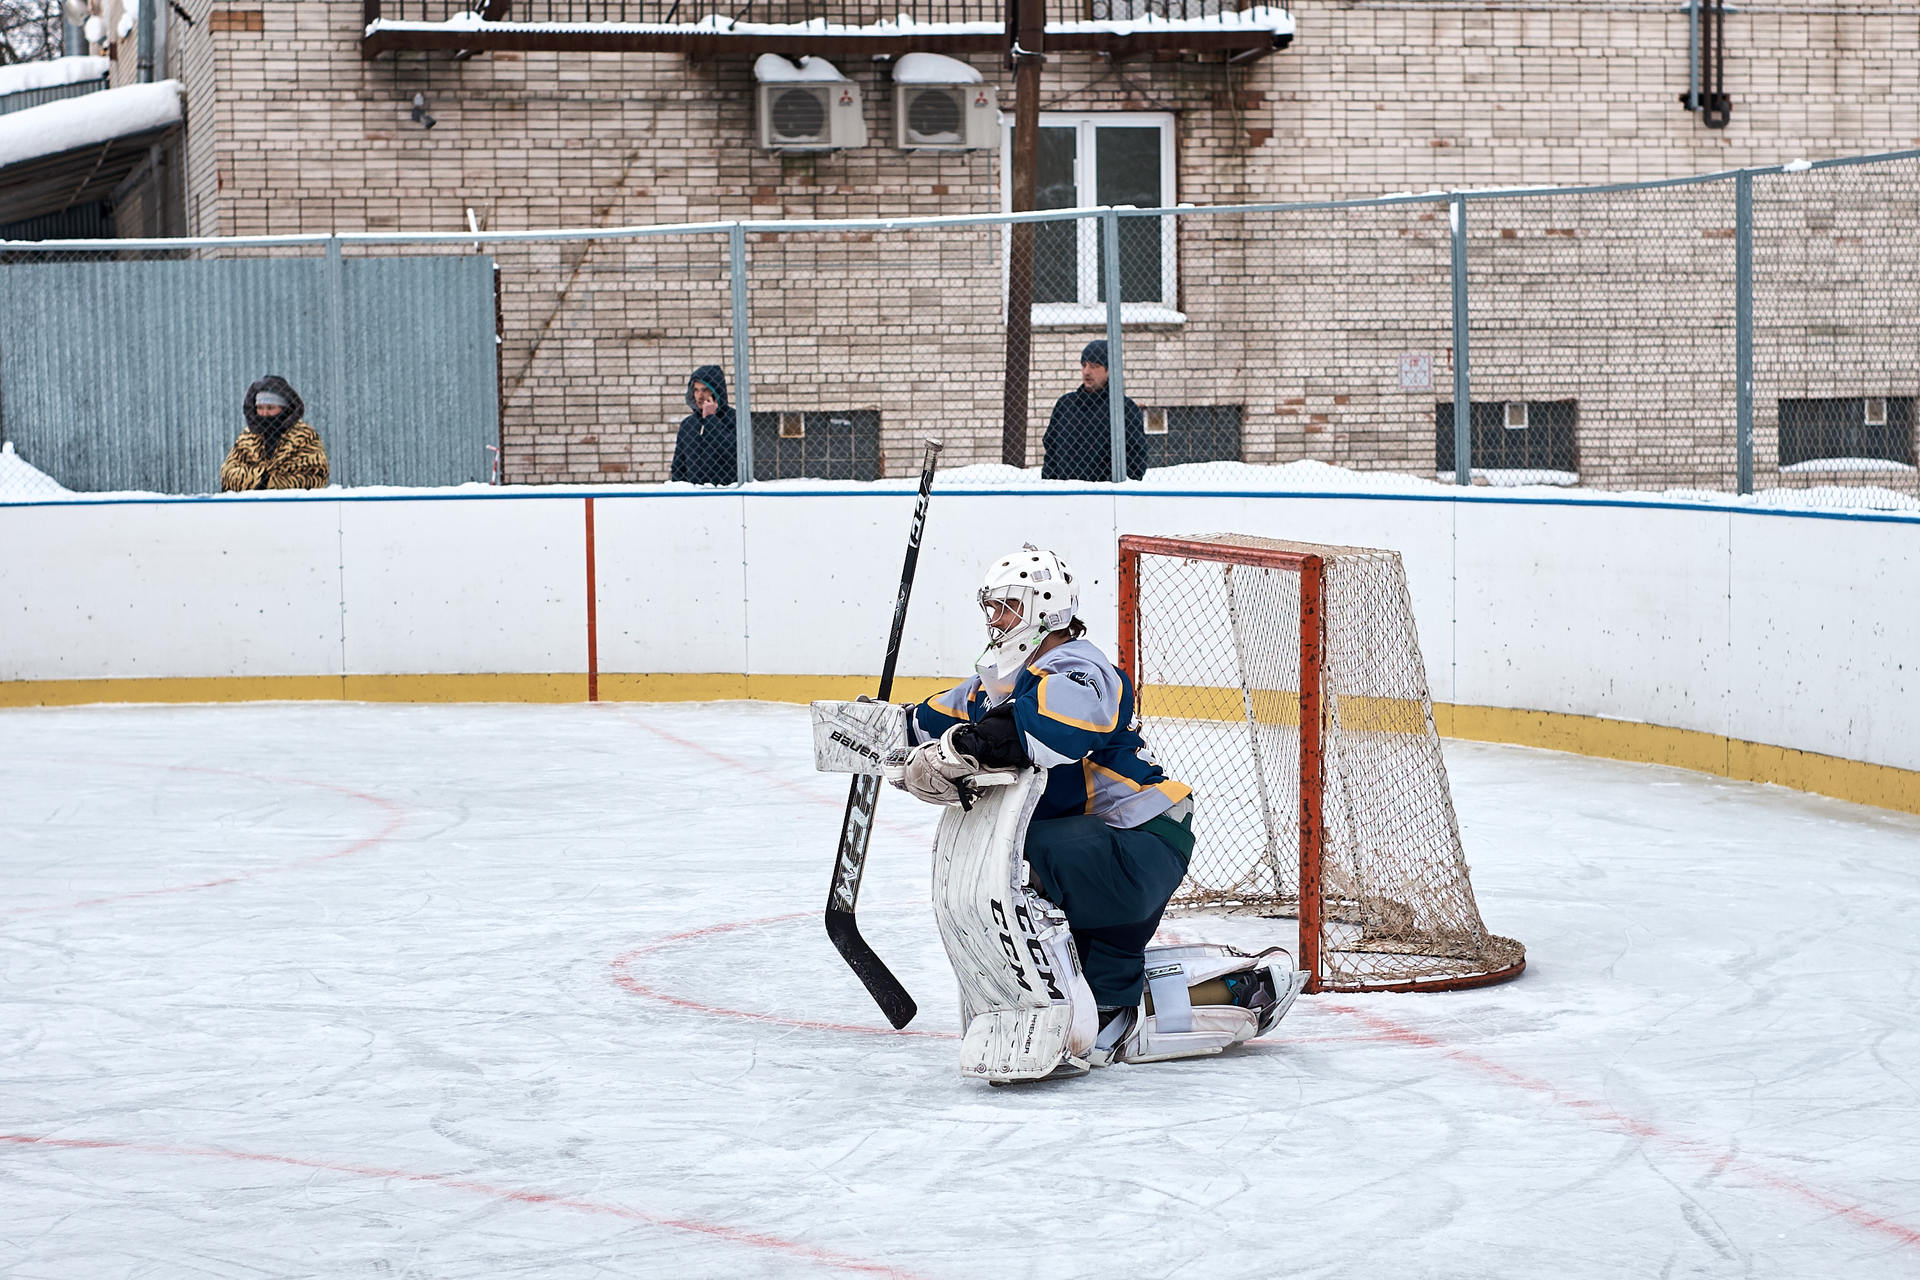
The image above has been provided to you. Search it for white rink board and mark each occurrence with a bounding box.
[594,495,749,676]
[0,499,344,681]
[1,488,1916,772]
[1453,502,1735,737]
[339,498,586,675]
[1728,513,1920,769]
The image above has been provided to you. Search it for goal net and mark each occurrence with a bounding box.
[1118,533,1525,993]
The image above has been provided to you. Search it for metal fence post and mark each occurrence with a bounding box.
[325,235,346,476]
[1735,172,1754,495]
[1102,207,1128,484]
[1450,195,1472,486]
[729,223,754,485]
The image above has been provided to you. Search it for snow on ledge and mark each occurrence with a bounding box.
[754,53,850,83]
[0,55,110,99]
[366,5,1289,39]
[1779,456,1917,474]
[0,80,183,170]
[893,52,982,84]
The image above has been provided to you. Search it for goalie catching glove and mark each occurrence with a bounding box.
[891,702,1030,807]
[895,727,982,806]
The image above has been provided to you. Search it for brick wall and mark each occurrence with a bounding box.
[95,1,1920,490]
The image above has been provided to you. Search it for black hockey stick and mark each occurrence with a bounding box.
[825,438,942,1029]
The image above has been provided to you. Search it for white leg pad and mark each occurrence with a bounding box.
[1112,944,1308,1065]
[932,769,1098,1083]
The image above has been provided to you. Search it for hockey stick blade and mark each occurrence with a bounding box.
[825,907,918,1029]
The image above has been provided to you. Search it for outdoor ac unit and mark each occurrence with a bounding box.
[754,56,867,152]
[894,82,998,150]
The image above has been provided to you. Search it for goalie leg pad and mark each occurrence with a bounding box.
[1103,945,1308,1066]
[932,770,1098,1083]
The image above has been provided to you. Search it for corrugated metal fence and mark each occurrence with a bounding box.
[0,250,499,492]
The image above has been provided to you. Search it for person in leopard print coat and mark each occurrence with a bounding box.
[219,375,330,492]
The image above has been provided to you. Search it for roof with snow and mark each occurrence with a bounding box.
[892,52,981,84]
[753,54,850,83]
[0,81,184,226]
[360,3,1293,62]
[0,56,111,100]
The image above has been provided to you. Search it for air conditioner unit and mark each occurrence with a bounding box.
[754,55,867,152]
[894,82,998,150]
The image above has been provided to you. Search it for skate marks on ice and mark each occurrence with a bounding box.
[2,702,1918,1277]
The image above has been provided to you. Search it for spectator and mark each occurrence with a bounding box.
[219,376,329,492]
[672,365,739,485]
[1041,340,1147,482]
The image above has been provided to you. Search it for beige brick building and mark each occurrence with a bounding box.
[78,0,1920,489]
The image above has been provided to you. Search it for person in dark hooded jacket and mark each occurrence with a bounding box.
[672,365,739,486]
[220,375,330,492]
[1041,340,1147,482]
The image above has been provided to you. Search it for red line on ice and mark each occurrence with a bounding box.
[611,912,956,1040]
[1328,1004,1920,1252]
[7,759,407,916]
[0,1132,925,1278]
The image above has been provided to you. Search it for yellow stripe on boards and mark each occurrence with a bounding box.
[0,674,1913,817]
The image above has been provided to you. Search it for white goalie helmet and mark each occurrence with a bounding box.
[976,544,1079,685]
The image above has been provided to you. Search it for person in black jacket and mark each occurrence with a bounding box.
[1041,340,1147,482]
[671,365,739,485]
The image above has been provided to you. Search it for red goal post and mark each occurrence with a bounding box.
[1117,533,1525,994]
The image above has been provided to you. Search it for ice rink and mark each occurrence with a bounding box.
[3,700,1917,1279]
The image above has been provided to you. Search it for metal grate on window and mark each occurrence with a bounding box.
[1776,397,1916,469]
[1435,399,1578,480]
[750,409,882,481]
[1140,404,1242,469]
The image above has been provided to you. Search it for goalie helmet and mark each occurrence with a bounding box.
[976,545,1079,687]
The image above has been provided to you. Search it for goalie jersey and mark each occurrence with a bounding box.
[913,638,1191,831]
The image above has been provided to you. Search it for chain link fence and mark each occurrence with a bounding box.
[3,149,1916,508]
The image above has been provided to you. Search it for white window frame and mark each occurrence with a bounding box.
[1000,111,1183,326]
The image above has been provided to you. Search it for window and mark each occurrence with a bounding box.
[750,410,881,481]
[1003,113,1180,325]
[1776,397,1916,470]
[1435,399,1578,484]
[1141,405,1242,469]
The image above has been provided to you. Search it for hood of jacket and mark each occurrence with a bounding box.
[244,375,306,435]
[685,365,730,415]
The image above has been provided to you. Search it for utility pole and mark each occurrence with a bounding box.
[1001,0,1045,468]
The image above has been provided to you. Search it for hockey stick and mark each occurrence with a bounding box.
[824,438,942,1029]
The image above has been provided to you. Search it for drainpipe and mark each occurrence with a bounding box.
[137,0,156,82]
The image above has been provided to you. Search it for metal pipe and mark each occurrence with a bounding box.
[729,222,753,485]
[1450,195,1472,486]
[1686,0,1700,110]
[1735,173,1754,494]
[137,0,157,82]
[1102,207,1127,484]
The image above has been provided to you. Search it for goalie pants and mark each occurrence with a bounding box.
[1023,815,1189,1007]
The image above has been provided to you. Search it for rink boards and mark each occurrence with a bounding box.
[1,485,1916,811]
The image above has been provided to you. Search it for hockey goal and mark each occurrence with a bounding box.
[1117,534,1525,993]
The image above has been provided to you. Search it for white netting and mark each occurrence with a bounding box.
[1129,533,1525,992]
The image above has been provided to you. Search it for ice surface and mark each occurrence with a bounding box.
[2,700,1917,1277]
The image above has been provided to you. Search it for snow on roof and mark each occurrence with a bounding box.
[753,53,849,83]
[0,80,182,170]
[892,52,983,85]
[1046,4,1292,36]
[0,55,110,99]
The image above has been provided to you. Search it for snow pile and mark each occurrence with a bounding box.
[115,0,138,41]
[0,442,72,498]
[0,79,182,169]
[892,52,982,85]
[0,55,110,99]
[753,54,849,83]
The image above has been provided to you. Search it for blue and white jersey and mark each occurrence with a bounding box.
[913,638,1190,829]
